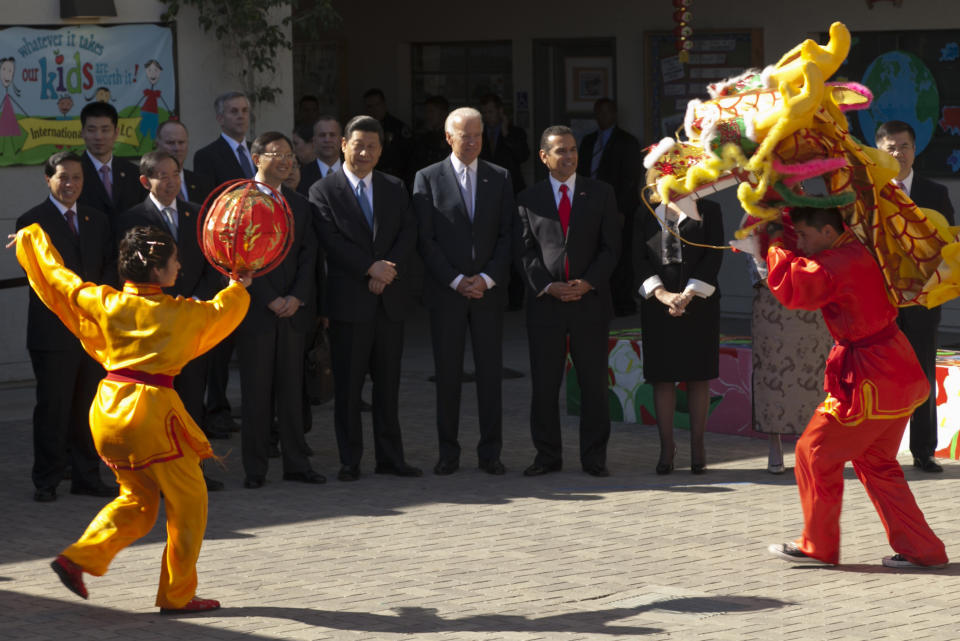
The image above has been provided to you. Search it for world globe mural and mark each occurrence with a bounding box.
[857,50,939,153]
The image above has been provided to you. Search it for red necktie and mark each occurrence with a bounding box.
[558,184,571,279]
[65,209,78,236]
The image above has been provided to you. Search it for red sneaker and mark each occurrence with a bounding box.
[160,597,221,614]
[51,555,88,599]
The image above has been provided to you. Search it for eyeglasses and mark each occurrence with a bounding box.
[260,152,296,160]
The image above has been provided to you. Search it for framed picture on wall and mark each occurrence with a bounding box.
[564,56,613,112]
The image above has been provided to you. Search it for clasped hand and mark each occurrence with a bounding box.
[367,260,397,295]
[548,279,592,302]
[655,287,692,317]
[268,295,301,318]
[456,275,488,299]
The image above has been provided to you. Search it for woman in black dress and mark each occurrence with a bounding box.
[635,188,723,474]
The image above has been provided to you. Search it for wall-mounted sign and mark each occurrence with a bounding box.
[0,23,176,166]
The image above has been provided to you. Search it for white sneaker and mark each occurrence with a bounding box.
[881,554,948,569]
[768,542,830,565]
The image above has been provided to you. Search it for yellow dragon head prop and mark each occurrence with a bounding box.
[643,22,960,308]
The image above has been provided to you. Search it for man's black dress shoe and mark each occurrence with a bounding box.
[913,456,943,473]
[375,462,423,477]
[70,482,118,497]
[243,476,265,489]
[523,461,562,477]
[34,487,57,502]
[283,470,327,484]
[268,442,281,458]
[433,459,459,475]
[202,427,230,440]
[583,464,610,477]
[204,475,225,492]
[337,465,360,482]
[479,459,506,475]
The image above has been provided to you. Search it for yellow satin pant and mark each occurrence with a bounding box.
[62,450,208,609]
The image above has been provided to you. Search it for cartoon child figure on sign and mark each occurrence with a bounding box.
[57,94,74,119]
[0,56,26,156]
[84,86,114,103]
[134,59,171,143]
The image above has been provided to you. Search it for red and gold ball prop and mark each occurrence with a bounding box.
[198,179,295,278]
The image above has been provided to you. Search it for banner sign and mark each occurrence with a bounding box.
[0,24,176,166]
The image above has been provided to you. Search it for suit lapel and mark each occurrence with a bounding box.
[474,161,496,227]
[568,178,590,236]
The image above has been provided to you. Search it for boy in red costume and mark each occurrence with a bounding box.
[765,206,948,568]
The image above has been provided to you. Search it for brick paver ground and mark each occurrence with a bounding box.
[1,310,957,640]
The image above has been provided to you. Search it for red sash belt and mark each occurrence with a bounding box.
[824,322,899,405]
[105,367,175,389]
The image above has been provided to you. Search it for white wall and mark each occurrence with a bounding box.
[0,1,294,382]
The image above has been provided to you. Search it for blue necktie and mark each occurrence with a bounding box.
[237,144,255,179]
[356,180,374,229]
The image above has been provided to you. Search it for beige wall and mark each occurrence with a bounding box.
[0,2,294,382]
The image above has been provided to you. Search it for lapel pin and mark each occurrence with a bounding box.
[84,216,90,221]
[579,192,586,196]
[483,178,489,183]
[119,171,125,178]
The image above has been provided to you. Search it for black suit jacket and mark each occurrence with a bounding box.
[516,177,620,325]
[193,136,250,191]
[911,174,955,226]
[297,159,340,198]
[16,199,116,351]
[309,169,416,323]
[117,197,218,301]
[78,153,146,231]
[414,158,515,307]
[240,186,318,334]
[479,126,530,193]
[577,126,641,217]
[183,168,216,207]
[633,198,724,292]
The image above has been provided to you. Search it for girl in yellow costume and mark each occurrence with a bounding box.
[9,223,250,613]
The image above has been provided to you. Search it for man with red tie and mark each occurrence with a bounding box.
[16,151,116,502]
[516,125,620,477]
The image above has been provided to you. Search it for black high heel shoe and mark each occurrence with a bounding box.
[656,447,676,475]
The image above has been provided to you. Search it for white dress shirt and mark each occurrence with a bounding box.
[448,154,494,291]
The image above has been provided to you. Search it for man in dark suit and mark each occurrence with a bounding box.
[309,115,422,482]
[876,120,956,473]
[577,98,641,316]
[516,125,620,478]
[237,132,324,489]
[414,107,515,476]
[16,151,117,502]
[479,92,531,311]
[116,150,225,491]
[77,101,145,234]
[193,91,254,438]
[155,119,215,206]
[297,116,342,197]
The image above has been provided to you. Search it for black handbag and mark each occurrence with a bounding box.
[305,326,334,405]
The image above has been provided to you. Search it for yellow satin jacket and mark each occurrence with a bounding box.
[16,223,250,470]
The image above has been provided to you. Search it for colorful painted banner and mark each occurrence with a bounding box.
[0,24,176,165]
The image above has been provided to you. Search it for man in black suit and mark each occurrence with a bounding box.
[309,115,422,482]
[77,101,145,234]
[297,116,342,197]
[116,150,225,491]
[479,92,531,311]
[193,91,254,437]
[414,107,515,476]
[516,125,620,478]
[155,119,215,206]
[577,98,641,316]
[876,120,956,473]
[16,151,117,502]
[236,132,324,489]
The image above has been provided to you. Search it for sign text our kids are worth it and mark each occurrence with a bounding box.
[0,24,176,166]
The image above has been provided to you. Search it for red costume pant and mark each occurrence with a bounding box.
[794,411,947,566]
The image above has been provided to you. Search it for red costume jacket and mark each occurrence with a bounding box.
[766,230,928,425]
